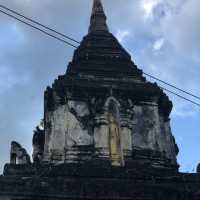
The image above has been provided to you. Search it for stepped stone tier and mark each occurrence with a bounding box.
[0,0,200,199]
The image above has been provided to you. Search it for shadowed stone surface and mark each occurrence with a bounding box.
[10,142,31,165]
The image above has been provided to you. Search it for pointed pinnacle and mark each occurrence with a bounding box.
[88,0,109,33]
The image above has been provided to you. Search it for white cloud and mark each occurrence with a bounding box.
[153,38,164,51]
[140,0,161,19]
[116,30,130,43]
[161,0,200,57]
[135,0,200,118]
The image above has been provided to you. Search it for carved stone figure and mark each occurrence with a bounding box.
[10,141,31,165]
[107,99,124,166]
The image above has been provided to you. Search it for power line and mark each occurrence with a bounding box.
[144,72,200,101]
[0,9,78,48]
[160,87,200,107]
[0,4,80,44]
[0,6,199,107]
[2,4,198,103]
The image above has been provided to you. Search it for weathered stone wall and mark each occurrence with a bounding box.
[159,116,177,163]
[0,196,11,200]
[32,126,45,163]
[1,163,200,200]
[10,142,31,165]
[132,103,177,163]
[44,101,93,163]
[43,95,177,165]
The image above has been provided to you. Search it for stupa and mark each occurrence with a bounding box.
[0,1,200,199]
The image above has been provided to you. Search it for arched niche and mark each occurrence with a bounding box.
[105,97,124,166]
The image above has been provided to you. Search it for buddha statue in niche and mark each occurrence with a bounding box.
[108,100,124,166]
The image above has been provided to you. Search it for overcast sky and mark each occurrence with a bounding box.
[0,0,200,173]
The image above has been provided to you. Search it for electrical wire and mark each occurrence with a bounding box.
[0,5,200,107]
[160,87,200,107]
[0,4,80,44]
[0,9,78,48]
[144,72,200,101]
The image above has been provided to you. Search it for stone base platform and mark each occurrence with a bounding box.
[0,161,200,200]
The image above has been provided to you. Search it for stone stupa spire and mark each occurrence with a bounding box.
[88,0,109,33]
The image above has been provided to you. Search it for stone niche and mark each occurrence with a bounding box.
[93,96,133,166]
